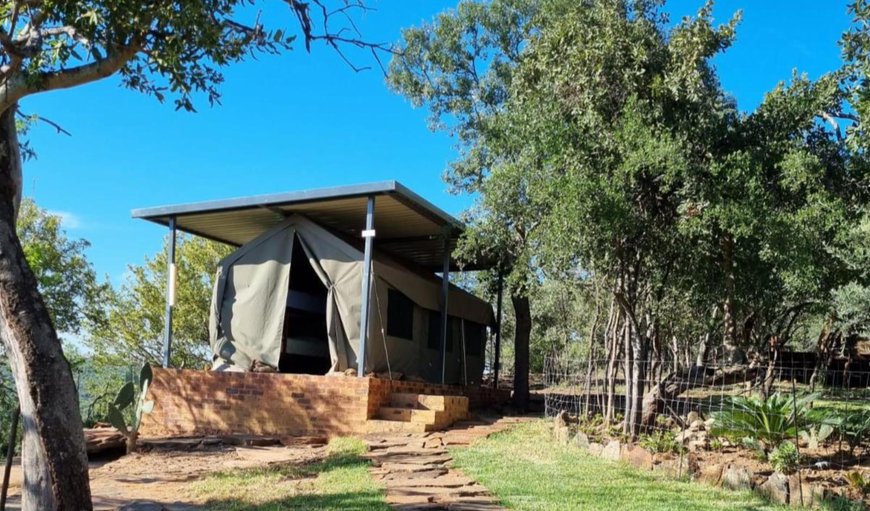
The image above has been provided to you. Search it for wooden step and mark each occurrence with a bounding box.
[377,407,446,424]
[366,419,432,434]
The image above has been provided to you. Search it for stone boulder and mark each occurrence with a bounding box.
[588,442,604,456]
[601,440,621,461]
[620,445,653,470]
[572,431,590,449]
[758,472,789,505]
[721,464,753,491]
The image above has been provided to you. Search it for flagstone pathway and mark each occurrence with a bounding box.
[364,415,532,511]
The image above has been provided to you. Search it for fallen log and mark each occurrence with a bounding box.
[640,365,760,428]
[83,427,126,456]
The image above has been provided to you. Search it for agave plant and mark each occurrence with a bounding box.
[107,364,154,453]
[710,392,818,452]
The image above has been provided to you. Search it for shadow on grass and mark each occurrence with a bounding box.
[192,447,390,511]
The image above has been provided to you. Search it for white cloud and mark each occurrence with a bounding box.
[48,210,83,229]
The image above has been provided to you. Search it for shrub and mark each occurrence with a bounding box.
[769,441,800,474]
[821,495,867,511]
[834,409,870,454]
[800,424,835,450]
[710,392,817,451]
[639,430,683,454]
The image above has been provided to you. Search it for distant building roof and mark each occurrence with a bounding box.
[132,180,492,272]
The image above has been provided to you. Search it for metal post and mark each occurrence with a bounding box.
[358,196,376,377]
[162,216,177,369]
[440,236,451,384]
[494,272,504,389]
[1,406,20,511]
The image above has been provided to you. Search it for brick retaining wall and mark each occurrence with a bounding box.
[140,368,512,439]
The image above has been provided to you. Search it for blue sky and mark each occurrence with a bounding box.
[20,0,852,284]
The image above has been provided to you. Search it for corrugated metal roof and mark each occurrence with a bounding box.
[132,180,493,272]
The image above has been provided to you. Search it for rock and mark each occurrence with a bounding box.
[689,420,704,431]
[601,440,621,461]
[687,438,707,452]
[788,475,825,508]
[652,458,681,478]
[620,445,654,470]
[572,431,590,449]
[554,411,570,428]
[704,418,715,429]
[759,472,790,504]
[721,465,753,492]
[697,463,723,486]
[686,411,701,425]
[588,442,604,456]
[554,425,571,445]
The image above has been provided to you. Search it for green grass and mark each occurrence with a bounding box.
[451,420,789,511]
[189,437,390,511]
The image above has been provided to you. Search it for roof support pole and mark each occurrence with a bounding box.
[494,271,504,389]
[162,216,177,368]
[358,196,376,377]
[440,236,451,385]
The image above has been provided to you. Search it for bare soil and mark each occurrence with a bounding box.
[5,442,329,510]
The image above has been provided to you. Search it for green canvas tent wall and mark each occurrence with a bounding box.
[208,214,494,385]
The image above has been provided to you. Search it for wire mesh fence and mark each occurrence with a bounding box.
[542,353,870,506]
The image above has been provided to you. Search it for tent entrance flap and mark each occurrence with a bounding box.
[280,235,332,375]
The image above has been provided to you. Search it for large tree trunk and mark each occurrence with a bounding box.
[511,293,531,411]
[0,105,92,510]
[721,235,744,364]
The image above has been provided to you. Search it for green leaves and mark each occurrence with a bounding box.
[17,198,106,334]
[710,392,820,451]
[86,235,230,368]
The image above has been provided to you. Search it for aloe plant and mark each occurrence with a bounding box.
[107,364,154,453]
[709,392,818,452]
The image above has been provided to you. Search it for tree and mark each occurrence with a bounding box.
[394,0,870,435]
[0,2,387,509]
[17,198,104,334]
[389,0,542,409]
[1,198,101,458]
[87,235,231,369]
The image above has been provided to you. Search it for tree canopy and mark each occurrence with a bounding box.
[391,0,870,431]
[86,235,231,369]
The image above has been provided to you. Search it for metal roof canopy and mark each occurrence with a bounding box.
[132,180,492,272]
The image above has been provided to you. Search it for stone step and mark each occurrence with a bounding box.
[366,419,432,434]
[378,407,448,425]
[390,393,469,411]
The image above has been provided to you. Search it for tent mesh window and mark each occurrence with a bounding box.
[425,311,457,352]
[386,289,414,340]
[464,321,485,357]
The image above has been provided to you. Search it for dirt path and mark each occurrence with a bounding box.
[3,416,529,510]
[364,416,532,511]
[3,443,327,510]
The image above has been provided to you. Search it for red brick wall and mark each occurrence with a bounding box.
[140,369,371,438]
[140,369,512,439]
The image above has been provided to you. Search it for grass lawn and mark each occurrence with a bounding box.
[190,437,390,511]
[451,420,789,511]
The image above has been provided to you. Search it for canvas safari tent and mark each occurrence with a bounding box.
[133,181,505,386]
[209,214,493,384]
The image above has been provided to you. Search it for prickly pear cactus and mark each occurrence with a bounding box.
[108,363,154,453]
